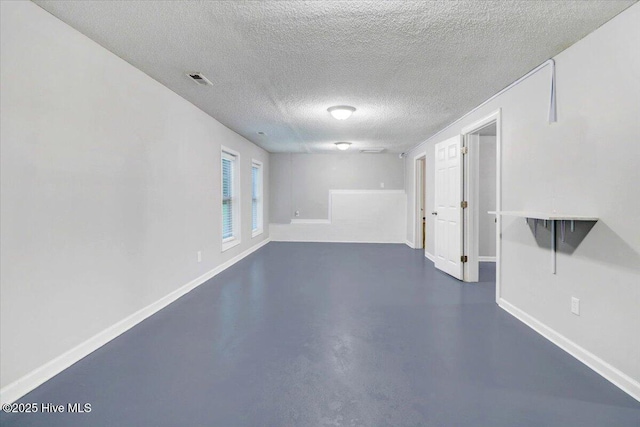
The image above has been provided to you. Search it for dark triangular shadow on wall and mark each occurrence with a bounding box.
[557,220,596,255]
[526,219,596,255]
[525,219,640,273]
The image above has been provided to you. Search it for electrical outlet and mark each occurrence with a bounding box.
[380,182,385,188]
[197,251,202,263]
[295,210,300,217]
[571,297,580,316]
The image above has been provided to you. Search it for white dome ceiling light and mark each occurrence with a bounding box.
[334,142,352,151]
[328,105,356,120]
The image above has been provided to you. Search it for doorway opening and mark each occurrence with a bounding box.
[461,110,501,302]
[413,154,426,249]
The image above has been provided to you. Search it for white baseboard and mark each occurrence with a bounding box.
[405,239,415,249]
[479,256,496,262]
[499,298,640,402]
[269,190,406,244]
[425,251,435,262]
[0,238,271,405]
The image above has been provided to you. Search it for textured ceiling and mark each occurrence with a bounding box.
[34,0,635,153]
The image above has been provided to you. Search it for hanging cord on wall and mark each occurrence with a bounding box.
[548,59,557,122]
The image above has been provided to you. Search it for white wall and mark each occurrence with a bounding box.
[405,3,640,399]
[0,1,269,393]
[269,153,405,243]
[270,190,406,243]
[270,153,404,222]
[479,136,496,258]
[270,154,294,225]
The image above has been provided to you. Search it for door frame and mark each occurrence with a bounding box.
[460,109,502,303]
[413,152,427,249]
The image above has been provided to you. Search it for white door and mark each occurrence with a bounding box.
[434,135,464,280]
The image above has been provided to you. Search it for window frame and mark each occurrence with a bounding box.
[251,159,264,238]
[221,147,241,252]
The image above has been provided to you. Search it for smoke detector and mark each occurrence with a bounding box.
[186,72,212,86]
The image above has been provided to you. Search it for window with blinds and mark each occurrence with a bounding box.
[251,160,263,236]
[221,149,240,250]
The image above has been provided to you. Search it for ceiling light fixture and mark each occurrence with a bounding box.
[335,142,352,151]
[328,105,356,120]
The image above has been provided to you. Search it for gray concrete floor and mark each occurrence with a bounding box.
[2,242,639,426]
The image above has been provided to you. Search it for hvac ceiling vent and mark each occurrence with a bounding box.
[186,72,213,86]
[360,148,385,154]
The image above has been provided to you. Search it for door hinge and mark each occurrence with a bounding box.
[461,255,468,263]
[461,201,468,209]
[461,147,468,155]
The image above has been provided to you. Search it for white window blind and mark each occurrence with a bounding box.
[222,151,236,241]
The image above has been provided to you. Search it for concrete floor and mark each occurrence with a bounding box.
[2,242,639,426]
